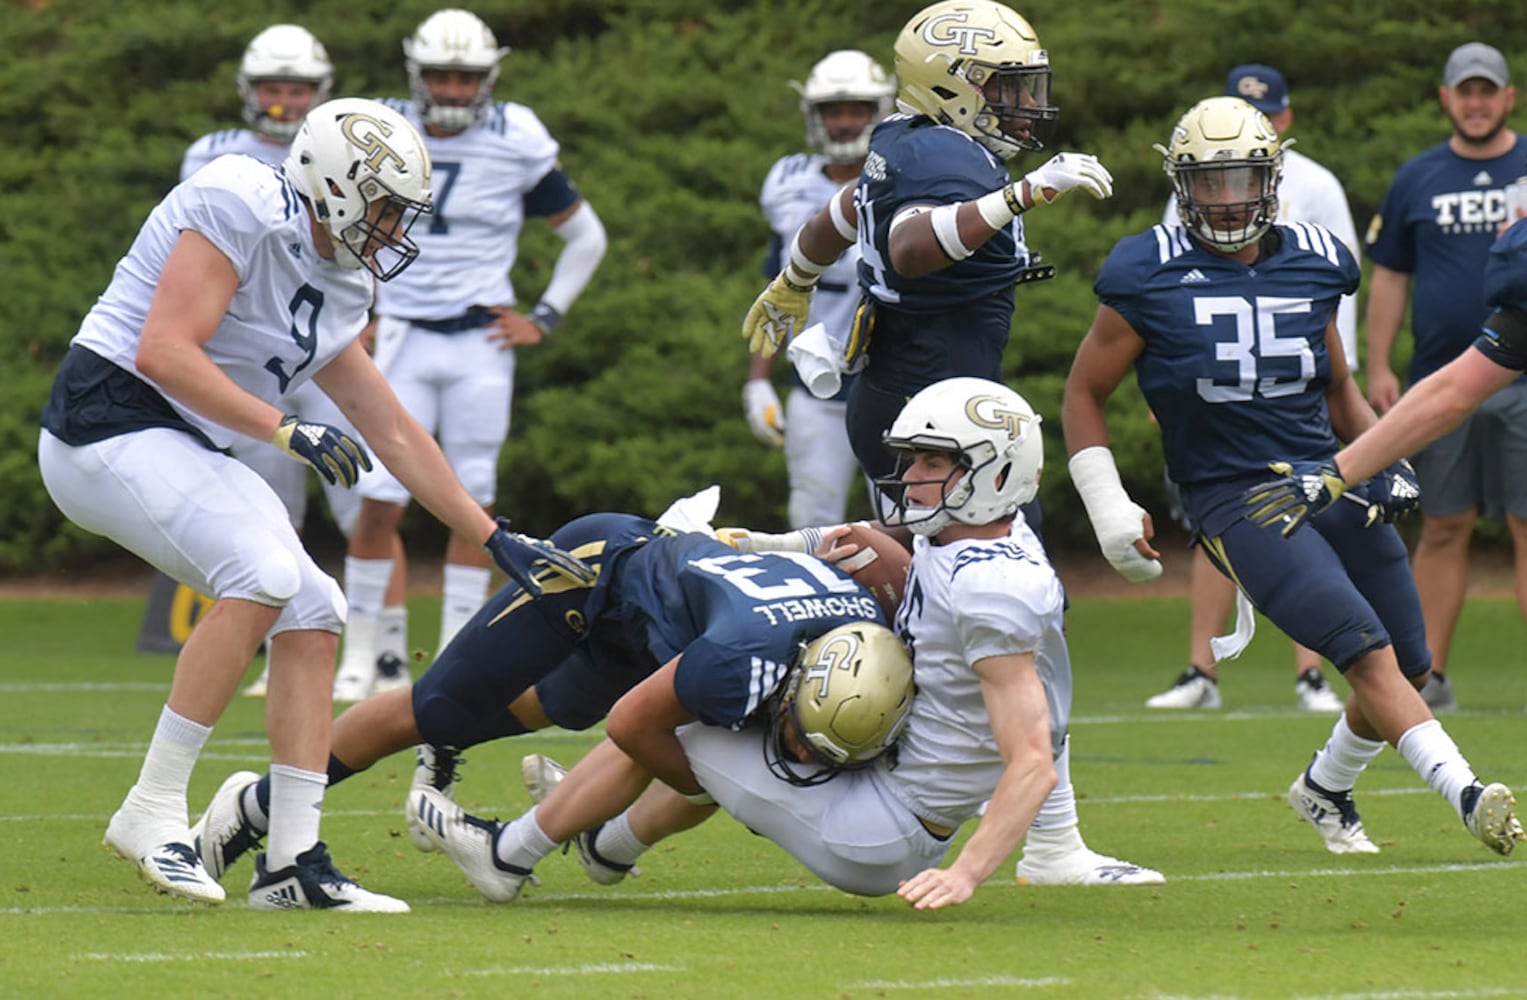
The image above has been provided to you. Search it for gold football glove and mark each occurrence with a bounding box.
[742,272,814,357]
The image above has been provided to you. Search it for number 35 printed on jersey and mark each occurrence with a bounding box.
[1195,295,1316,403]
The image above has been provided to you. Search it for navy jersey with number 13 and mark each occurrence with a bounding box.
[1096,222,1360,487]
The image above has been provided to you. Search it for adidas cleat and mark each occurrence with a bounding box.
[1015,849,1165,887]
[1288,770,1379,854]
[1463,782,1526,857]
[406,745,464,852]
[407,786,532,903]
[248,842,408,912]
[191,770,264,880]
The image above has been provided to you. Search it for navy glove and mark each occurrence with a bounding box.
[1361,458,1421,526]
[1243,460,1349,537]
[483,517,597,596]
[271,414,372,487]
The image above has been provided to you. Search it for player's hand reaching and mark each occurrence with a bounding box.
[271,414,372,487]
[1021,152,1114,206]
[742,378,786,446]
[1244,460,1349,537]
[1361,458,1421,526]
[898,865,980,910]
[483,517,597,596]
[742,272,814,357]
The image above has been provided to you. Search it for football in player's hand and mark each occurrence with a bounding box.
[823,522,911,621]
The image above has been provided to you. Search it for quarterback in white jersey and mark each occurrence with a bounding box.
[38,98,586,912]
[447,379,1161,908]
[744,51,892,529]
[334,9,609,703]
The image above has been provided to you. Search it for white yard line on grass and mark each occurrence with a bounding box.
[74,950,308,962]
[462,962,684,977]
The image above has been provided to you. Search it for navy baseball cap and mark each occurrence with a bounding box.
[1225,64,1289,114]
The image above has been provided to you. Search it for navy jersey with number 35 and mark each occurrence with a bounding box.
[1097,223,1360,485]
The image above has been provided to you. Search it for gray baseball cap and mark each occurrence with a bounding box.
[1444,42,1509,88]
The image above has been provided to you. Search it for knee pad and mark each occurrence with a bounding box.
[270,562,347,634]
[452,454,498,507]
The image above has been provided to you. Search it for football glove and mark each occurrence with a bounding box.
[1362,458,1422,526]
[742,272,814,357]
[483,517,597,597]
[742,379,786,446]
[1021,152,1114,206]
[271,414,371,488]
[1243,460,1348,537]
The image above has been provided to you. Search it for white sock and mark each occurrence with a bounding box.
[589,812,651,867]
[340,557,394,671]
[127,706,212,825]
[1308,714,1385,793]
[1395,719,1479,822]
[265,764,327,871]
[493,806,559,870]
[440,564,491,650]
[1030,737,1080,831]
[378,605,408,661]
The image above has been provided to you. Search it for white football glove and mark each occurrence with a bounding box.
[742,378,786,446]
[742,272,814,357]
[1022,152,1114,206]
[1069,446,1163,583]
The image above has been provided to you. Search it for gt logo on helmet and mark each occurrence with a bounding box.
[965,394,1028,440]
[803,630,860,698]
[339,113,408,174]
[921,12,1000,55]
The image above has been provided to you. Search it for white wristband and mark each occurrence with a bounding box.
[929,203,974,261]
[828,186,859,241]
[974,188,1017,230]
[784,229,827,288]
[1067,446,1163,583]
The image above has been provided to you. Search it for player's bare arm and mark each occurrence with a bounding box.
[604,656,706,798]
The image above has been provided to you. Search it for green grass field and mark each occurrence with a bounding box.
[2,591,1524,999]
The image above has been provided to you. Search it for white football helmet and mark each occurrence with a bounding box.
[790,50,896,164]
[284,99,433,281]
[403,9,510,132]
[879,376,1043,536]
[1156,96,1284,253]
[767,622,915,787]
[893,0,1057,160]
[237,25,334,142]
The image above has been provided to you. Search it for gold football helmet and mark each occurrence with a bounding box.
[893,0,1057,159]
[767,622,915,787]
[1156,96,1284,252]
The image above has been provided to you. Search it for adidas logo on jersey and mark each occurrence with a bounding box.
[1474,171,1494,186]
[287,243,302,259]
[1179,268,1210,285]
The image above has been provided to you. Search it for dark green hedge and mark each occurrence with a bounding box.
[5,0,1526,570]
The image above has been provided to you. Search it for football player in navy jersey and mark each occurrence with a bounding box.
[189,513,896,901]
[1063,96,1523,859]
[740,0,1112,514]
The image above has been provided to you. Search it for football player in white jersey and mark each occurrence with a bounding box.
[427,379,1162,907]
[744,50,893,529]
[334,8,609,703]
[181,24,403,699]
[38,98,591,911]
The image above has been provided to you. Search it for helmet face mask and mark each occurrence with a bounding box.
[791,50,896,164]
[285,99,434,281]
[1157,96,1283,253]
[237,25,334,142]
[404,9,510,132]
[877,377,1043,537]
[765,623,915,788]
[893,0,1058,160]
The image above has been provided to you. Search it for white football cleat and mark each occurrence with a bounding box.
[1145,667,1221,709]
[406,745,464,852]
[371,652,412,695]
[1294,669,1344,713]
[104,802,225,904]
[248,842,409,912]
[1463,782,1525,857]
[1015,849,1165,887]
[1288,770,1380,854]
[407,785,532,903]
[522,753,639,886]
[241,662,270,698]
[331,658,374,703]
[191,770,264,880]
